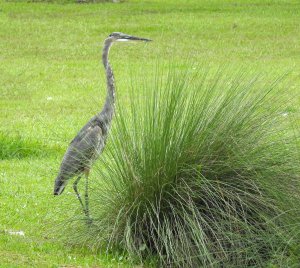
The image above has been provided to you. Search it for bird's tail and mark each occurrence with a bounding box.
[53,175,67,195]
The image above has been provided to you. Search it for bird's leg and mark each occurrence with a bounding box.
[73,176,86,214]
[84,168,91,221]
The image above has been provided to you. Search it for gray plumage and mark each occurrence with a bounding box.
[53,32,151,218]
[54,115,108,195]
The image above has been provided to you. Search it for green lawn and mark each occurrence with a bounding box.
[0,0,299,266]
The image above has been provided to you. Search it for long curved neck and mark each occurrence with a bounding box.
[100,38,115,123]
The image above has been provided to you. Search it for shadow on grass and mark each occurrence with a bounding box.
[0,132,62,160]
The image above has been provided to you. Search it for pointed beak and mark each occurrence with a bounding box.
[119,35,152,42]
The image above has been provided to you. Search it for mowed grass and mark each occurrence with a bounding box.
[0,0,300,266]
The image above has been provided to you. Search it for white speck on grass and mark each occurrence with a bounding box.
[281,112,289,117]
[47,96,53,101]
[6,230,25,236]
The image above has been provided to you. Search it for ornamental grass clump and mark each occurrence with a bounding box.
[63,67,300,267]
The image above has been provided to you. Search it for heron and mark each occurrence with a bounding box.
[53,32,152,219]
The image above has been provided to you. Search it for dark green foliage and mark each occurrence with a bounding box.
[0,132,62,159]
[63,67,300,267]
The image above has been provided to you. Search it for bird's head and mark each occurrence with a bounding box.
[107,32,152,42]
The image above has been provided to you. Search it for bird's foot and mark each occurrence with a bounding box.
[85,215,93,225]
[83,209,93,225]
